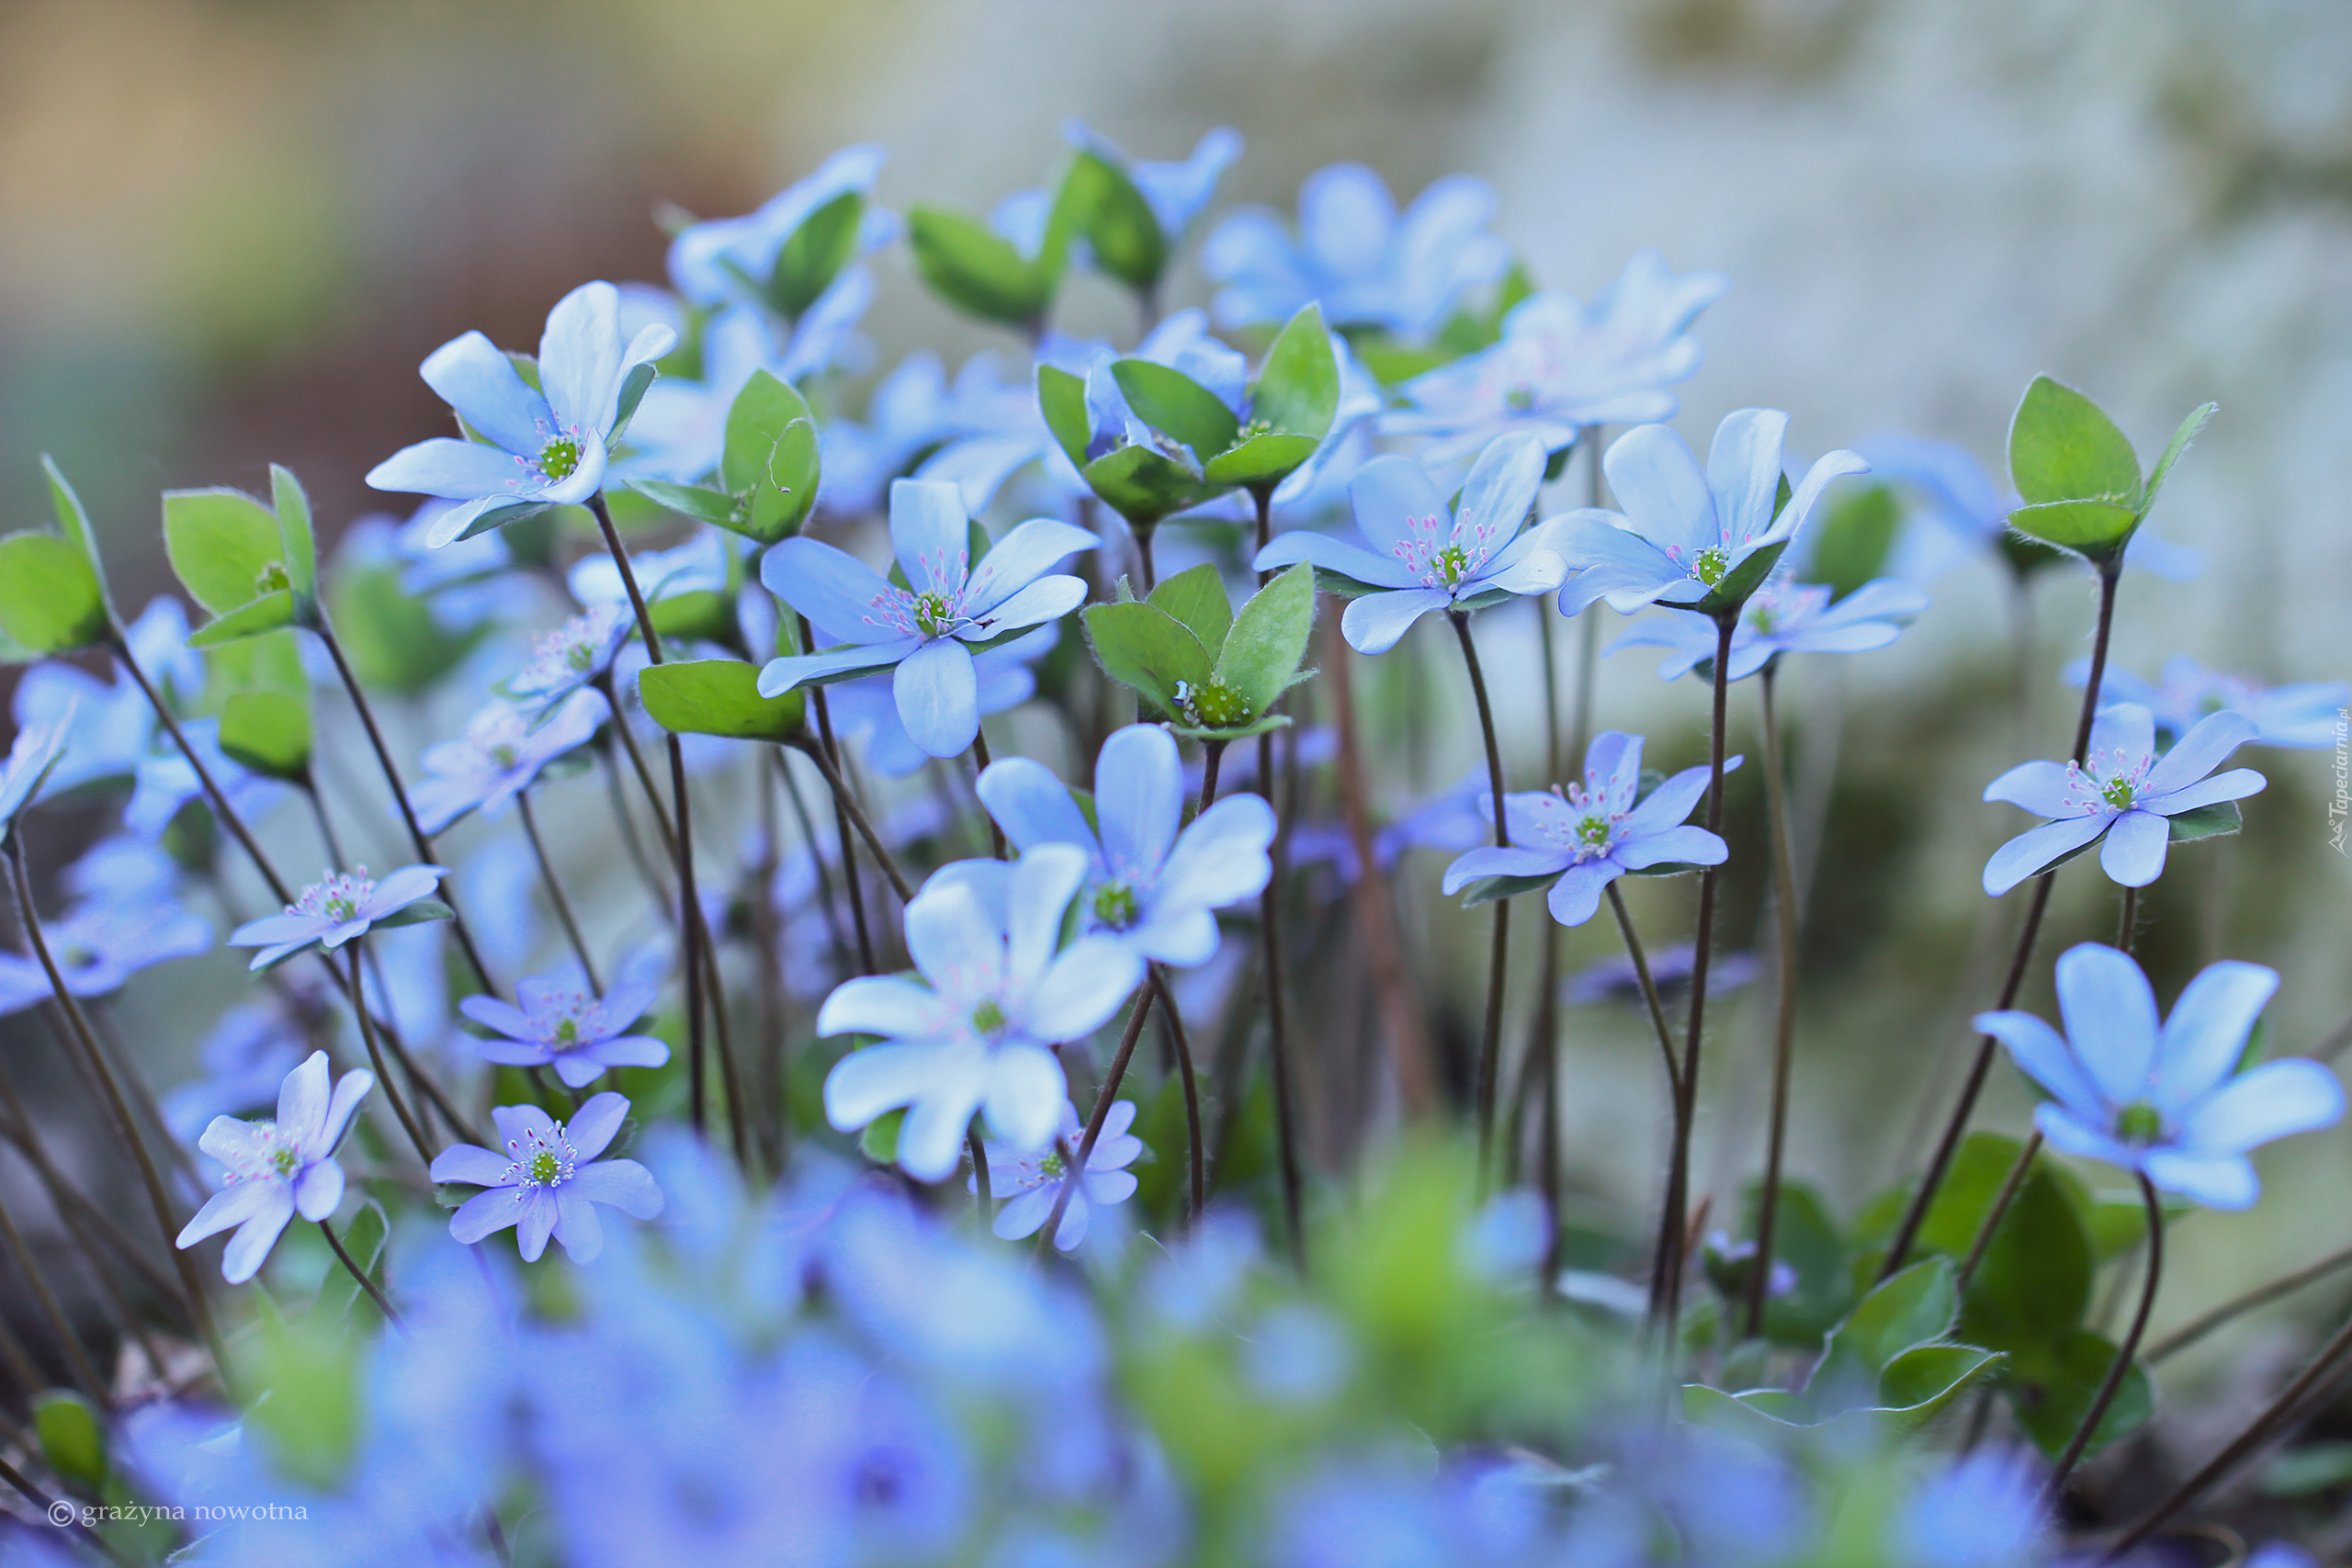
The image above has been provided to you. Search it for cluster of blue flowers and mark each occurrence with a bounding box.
[0,118,2345,1568]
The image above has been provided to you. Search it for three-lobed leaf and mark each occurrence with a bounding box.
[639,659,805,741]
[2009,375,2143,508]
[770,190,865,319]
[0,533,107,656]
[908,206,1049,326]
[1113,359,1240,459]
[1215,562,1316,716]
[1250,303,1340,441]
[1082,600,1212,718]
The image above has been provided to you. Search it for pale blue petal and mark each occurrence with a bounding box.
[1545,861,1621,927]
[893,638,980,758]
[2178,1059,2344,1155]
[1768,446,1871,550]
[761,536,907,646]
[982,1043,1065,1151]
[1095,724,1183,880]
[1621,762,1715,836]
[899,1071,988,1183]
[553,1190,604,1262]
[1453,432,1546,542]
[1028,937,1143,1043]
[2143,710,2257,796]
[2087,704,2156,763]
[420,331,550,454]
[1250,529,1418,589]
[963,519,1099,615]
[539,281,625,437]
[1340,588,1450,656]
[1155,793,1278,909]
[756,640,919,698]
[2055,942,2160,1108]
[1440,845,1566,896]
[1982,815,2107,897]
[1616,825,1727,869]
[1603,423,1716,557]
[965,574,1087,637]
[2152,960,2278,1112]
[450,1187,527,1245]
[976,757,1100,859]
[2140,1149,2257,1210]
[2142,768,2266,816]
[2033,1102,2139,1173]
[899,881,998,995]
[889,479,971,595]
[1976,1010,2108,1124]
[824,1042,956,1131]
[2098,808,2170,887]
[1983,760,2076,817]
[563,1091,629,1162]
[1006,843,1089,987]
[571,1157,665,1219]
[1704,409,1790,548]
[220,1191,297,1284]
[292,1159,344,1222]
[366,438,530,502]
[1348,454,1451,559]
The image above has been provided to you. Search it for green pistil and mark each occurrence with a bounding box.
[324,897,356,921]
[271,1145,300,1176]
[1436,544,1469,586]
[1693,547,1730,587]
[2101,775,2137,809]
[492,744,519,769]
[565,642,594,671]
[1505,385,1536,412]
[1038,1149,1066,1179]
[1177,677,1252,730]
[255,560,292,595]
[539,437,582,481]
[555,1017,579,1045]
[970,998,1007,1037]
[1577,815,1611,848]
[1092,880,1139,931]
[913,590,956,637]
[2115,1101,2163,1145]
[528,1149,561,1185]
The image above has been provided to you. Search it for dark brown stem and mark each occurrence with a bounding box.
[2046,1172,2164,1502]
[319,1217,403,1329]
[1150,965,1206,1224]
[302,777,350,870]
[808,684,877,974]
[1450,612,1512,1185]
[1198,740,1226,817]
[2117,883,2140,955]
[1040,983,1155,1250]
[345,943,435,1168]
[1136,523,1158,591]
[752,763,789,1168]
[971,728,1009,859]
[790,737,916,904]
[1746,660,1802,1339]
[1957,1131,2041,1293]
[110,628,293,903]
[1607,884,1682,1101]
[0,1190,108,1404]
[315,622,494,991]
[1880,565,2120,1280]
[518,789,599,992]
[2149,1241,2352,1362]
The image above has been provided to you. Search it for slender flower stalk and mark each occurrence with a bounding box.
[1653,609,1736,1336]
[1881,562,2122,1280]
[518,789,600,992]
[1040,981,1156,1252]
[786,735,916,904]
[0,1190,107,1404]
[1744,660,1802,1339]
[2147,1242,2352,1363]
[2046,1173,2165,1501]
[318,1217,403,1329]
[1606,884,1681,1100]
[343,942,434,1168]
[1252,486,1307,1263]
[1450,611,1512,1185]
[808,679,877,974]
[1149,964,1205,1224]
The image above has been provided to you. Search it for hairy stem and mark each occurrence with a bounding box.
[319,1217,403,1330]
[2046,1172,2163,1503]
[1746,661,1803,1339]
[1041,983,1157,1250]
[1450,612,1512,1185]
[1150,965,1206,1224]
[1199,740,1226,816]
[518,789,600,991]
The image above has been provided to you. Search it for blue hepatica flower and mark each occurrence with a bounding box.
[623,296,868,484]
[1253,432,1565,655]
[1074,308,1252,468]
[12,599,200,805]
[432,1092,666,1263]
[1557,412,1870,615]
[1441,731,1731,927]
[228,863,447,971]
[366,281,678,547]
[1609,573,1928,682]
[817,844,1143,1181]
[0,707,74,840]
[1388,252,1730,462]
[976,722,1278,966]
[1977,942,2344,1208]
[1982,703,2265,896]
[820,349,1041,518]
[411,690,605,835]
[968,1096,1144,1252]
[667,144,891,311]
[501,602,636,717]
[124,716,288,840]
[829,625,1056,778]
[2073,653,2348,751]
[0,874,211,1016]
[175,1049,374,1283]
[1204,163,1510,340]
[757,478,1097,758]
[458,970,671,1089]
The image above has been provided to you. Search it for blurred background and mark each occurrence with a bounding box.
[0,0,2347,1452]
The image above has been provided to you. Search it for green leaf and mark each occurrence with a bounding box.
[908,206,1049,326]
[32,1390,106,1493]
[2141,401,2217,516]
[1692,539,1787,617]
[771,189,865,318]
[1251,303,1340,439]
[741,417,819,545]
[373,898,455,930]
[2007,498,2138,553]
[1949,1147,2095,1352]
[219,689,313,779]
[1148,563,1234,659]
[270,464,319,607]
[187,590,300,649]
[237,1294,363,1489]
[164,487,285,615]
[1828,1258,1957,1374]
[2008,376,2142,507]
[639,659,804,741]
[1803,483,1900,602]
[313,1199,390,1327]
[0,532,107,654]
[2257,1441,2352,1498]
[612,361,659,443]
[454,499,553,543]
[1204,432,1323,491]
[1458,872,1560,908]
[2007,1330,2153,1460]
[326,560,484,696]
[1168,714,1291,743]
[859,1106,905,1166]
[629,479,739,525]
[1081,443,1207,526]
[1876,1344,2005,1428]
[2167,800,2243,840]
[649,590,737,646]
[1083,600,1212,716]
[1215,563,1316,716]
[1113,360,1240,459]
[1069,150,1165,292]
[42,457,113,618]
[1038,363,1091,468]
[722,369,814,498]
[204,628,307,707]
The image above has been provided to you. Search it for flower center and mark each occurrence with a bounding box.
[528,1149,561,1184]
[1435,543,1470,587]
[503,1122,578,1190]
[2061,748,2153,817]
[1576,813,1611,849]
[1390,511,1497,593]
[254,560,292,595]
[970,998,1008,1038]
[912,590,956,638]
[1172,677,1252,730]
[2100,774,2137,810]
[1037,1148,1066,1179]
[539,436,582,481]
[270,1144,301,1177]
[1504,384,1537,412]
[554,1017,580,1045]
[2115,1100,2164,1145]
[291,868,375,924]
[492,743,519,769]
[1092,880,1140,931]
[1692,547,1730,587]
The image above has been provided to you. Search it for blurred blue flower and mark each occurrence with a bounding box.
[828,625,1056,778]
[568,524,741,609]
[821,349,1043,517]
[970,1096,1143,1251]
[502,602,636,717]
[758,479,1096,758]
[122,713,288,840]
[458,970,669,1089]
[0,874,211,1016]
[1609,573,1928,682]
[1978,942,2344,1209]
[1557,412,1869,615]
[625,292,869,483]
[1204,164,1510,340]
[1441,731,1731,927]
[665,144,891,311]
[229,863,447,971]
[175,1049,373,1282]
[433,1092,664,1263]
[1389,254,1728,462]
[1982,703,2264,895]
[1894,1449,2046,1568]
[1564,942,1759,1007]
[1255,433,1565,654]
[978,722,1276,967]
[163,995,313,1145]
[1067,121,1242,245]
[816,844,1142,1180]
[0,705,74,839]
[411,690,605,835]
[368,281,678,547]
[2070,653,2348,750]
